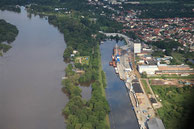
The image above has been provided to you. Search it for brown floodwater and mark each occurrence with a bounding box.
[0,7,68,129]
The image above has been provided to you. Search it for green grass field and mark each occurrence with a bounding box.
[100,26,109,32]
[171,52,185,65]
[75,56,90,65]
[151,85,194,129]
[141,79,151,94]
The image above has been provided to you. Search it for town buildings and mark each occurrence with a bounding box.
[134,43,141,53]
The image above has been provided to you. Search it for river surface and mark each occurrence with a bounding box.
[0,8,68,129]
[100,40,139,129]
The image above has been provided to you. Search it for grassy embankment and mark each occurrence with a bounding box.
[151,85,194,129]
[141,79,151,94]
[97,44,110,127]
[0,51,2,56]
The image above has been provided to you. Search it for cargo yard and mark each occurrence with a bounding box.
[102,31,194,129]
[102,32,166,129]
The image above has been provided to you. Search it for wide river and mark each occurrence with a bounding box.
[0,8,68,129]
[100,40,139,129]
[0,7,139,129]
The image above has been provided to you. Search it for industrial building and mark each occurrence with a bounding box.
[138,65,158,75]
[158,64,191,71]
[156,70,194,75]
[134,43,141,53]
[147,118,165,129]
[138,64,194,75]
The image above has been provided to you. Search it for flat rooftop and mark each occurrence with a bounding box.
[147,118,165,129]
[132,83,143,93]
[156,70,194,73]
[158,65,190,68]
[132,79,139,83]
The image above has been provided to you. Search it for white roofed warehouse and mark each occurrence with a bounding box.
[138,65,158,75]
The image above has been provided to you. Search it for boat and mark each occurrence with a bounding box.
[113,44,121,56]
[115,67,119,74]
[113,61,116,67]
[112,55,115,61]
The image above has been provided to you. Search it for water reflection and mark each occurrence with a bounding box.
[100,40,139,129]
[0,8,67,129]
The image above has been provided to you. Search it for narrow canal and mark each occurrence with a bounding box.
[100,40,139,129]
[0,8,67,129]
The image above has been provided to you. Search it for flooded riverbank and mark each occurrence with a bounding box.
[0,8,67,129]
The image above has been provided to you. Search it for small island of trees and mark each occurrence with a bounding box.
[0,19,18,55]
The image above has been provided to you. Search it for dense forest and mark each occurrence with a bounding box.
[0,0,58,5]
[0,19,18,43]
[147,40,182,56]
[0,5,21,12]
[63,59,110,129]
[123,2,194,18]
[0,19,18,54]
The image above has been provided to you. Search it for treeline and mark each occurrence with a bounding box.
[47,15,121,60]
[97,16,123,33]
[127,0,194,2]
[0,19,18,53]
[0,19,18,43]
[28,0,122,33]
[0,0,58,5]
[147,40,181,56]
[63,47,110,129]
[101,71,107,88]
[152,85,194,129]
[123,3,194,18]
[0,5,21,12]
[63,77,110,129]
[0,0,25,5]
[59,0,88,11]
[48,15,95,59]
[0,44,12,53]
